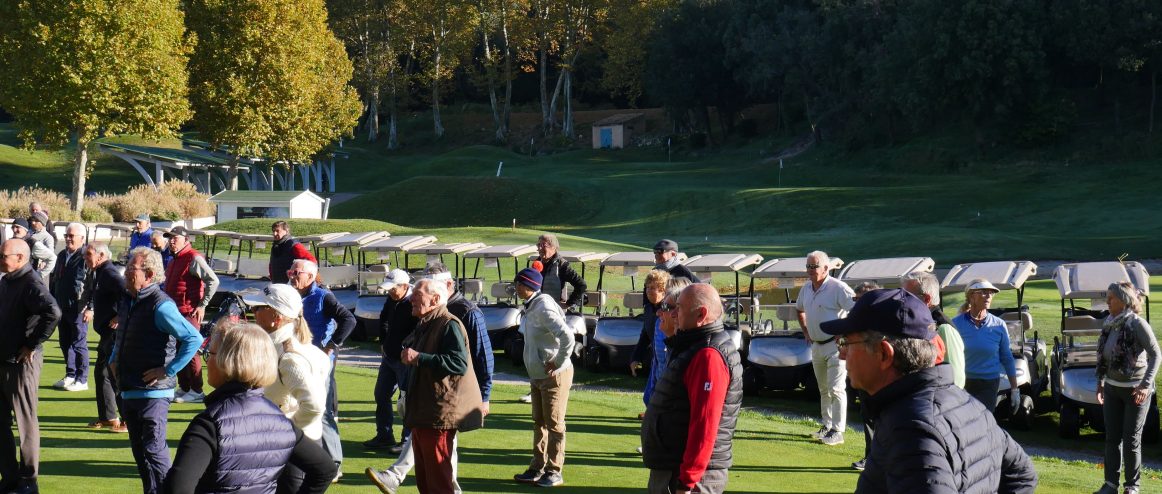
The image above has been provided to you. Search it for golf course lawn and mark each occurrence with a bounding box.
[31,325,1161,493]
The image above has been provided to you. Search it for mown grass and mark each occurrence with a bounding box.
[32,326,1160,493]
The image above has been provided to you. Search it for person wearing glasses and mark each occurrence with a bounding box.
[795,250,855,446]
[951,279,1018,413]
[162,322,336,494]
[642,283,742,494]
[0,239,61,494]
[269,221,317,285]
[632,240,699,394]
[112,247,204,494]
[50,223,90,392]
[821,288,1036,493]
[1093,282,1159,494]
[246,283,333,492]
[162,226,220,404]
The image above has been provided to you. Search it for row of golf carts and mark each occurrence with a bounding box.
[62,224,1155,441]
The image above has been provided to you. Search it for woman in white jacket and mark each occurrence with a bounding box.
[245,284,333,486]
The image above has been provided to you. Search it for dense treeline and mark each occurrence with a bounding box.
[333,0,1162,149]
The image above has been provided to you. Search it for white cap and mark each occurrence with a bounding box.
[379,269,411,290]
[243,284,303,319]
[966,279,1000,293]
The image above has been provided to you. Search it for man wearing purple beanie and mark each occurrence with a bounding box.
[511,267,574,488]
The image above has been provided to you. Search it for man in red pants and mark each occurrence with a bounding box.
[162,226,219,404]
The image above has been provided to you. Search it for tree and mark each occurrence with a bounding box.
[474,0,528,142]
[600,0,676,107]
[0,0,192,211]
[187,0,362,186]
[403,0,475,139]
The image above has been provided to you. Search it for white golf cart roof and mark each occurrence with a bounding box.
[941,260,1038,293]
[317,231,390,248]
[683,253,764,273]
[601,251,687,267]
[409,242,487,255]
[530,251,611,264]
[464,244,537,259]
[239,233,274,243]
[298,232,349,244]
[838,257,936,287]
[359,235,437,253]
[750,256,844,287]
[1053,261,1151,299]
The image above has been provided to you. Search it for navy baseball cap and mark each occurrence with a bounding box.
[820,288,936,340]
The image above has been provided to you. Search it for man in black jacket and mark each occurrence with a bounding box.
[365,268,415,452]
[0,238,62,494]
[50,223,90,392]
[81,241,128,432]
[820,288,1037,494]
[268,221,317,284]
[631,239,700,377]
[535,234,586,309]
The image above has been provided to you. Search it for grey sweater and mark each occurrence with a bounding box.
[1100,313,1160,388]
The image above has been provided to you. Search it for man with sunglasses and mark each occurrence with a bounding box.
[796,250,855,446]
[49,223,90,392]
[820,288,1036,493]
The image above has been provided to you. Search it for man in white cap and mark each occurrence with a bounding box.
[364,269,415,451]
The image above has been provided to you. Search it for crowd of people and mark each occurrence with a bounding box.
[0,210,1155,493]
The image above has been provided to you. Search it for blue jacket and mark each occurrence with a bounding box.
[448,291,494,402]
[50,246,88,313]
[129,228,153,252]
[302,283,356,349]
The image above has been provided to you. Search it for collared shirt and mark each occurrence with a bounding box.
[796,276,856,342]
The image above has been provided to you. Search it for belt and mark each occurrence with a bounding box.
[812,337,835,345]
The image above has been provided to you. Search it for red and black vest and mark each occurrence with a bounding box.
[164,245,204,315]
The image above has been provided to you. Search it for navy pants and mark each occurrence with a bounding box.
[321,354,343,468]
[373,357,409,440]
[58,309,89,383]
[123,398,172,494]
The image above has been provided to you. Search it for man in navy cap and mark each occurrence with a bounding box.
[511,267,574,488]
[820,288,1037,494]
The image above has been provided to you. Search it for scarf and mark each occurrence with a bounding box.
[1096,311,1139,379]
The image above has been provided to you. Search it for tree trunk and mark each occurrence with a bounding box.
[365,91,380,142]
[548,68,566,131]
[481,9,504,143]
[562,70,574,138]
[432,48,444,139]
[388,101,399,150]
[227,158,240,190]
[1150,70,1157,134]
[501,3,513,137]
[70,129,90,212]
[539,45,551,136]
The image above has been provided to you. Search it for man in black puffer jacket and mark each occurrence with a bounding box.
[642,283,742,494]
[820,288,1037,494]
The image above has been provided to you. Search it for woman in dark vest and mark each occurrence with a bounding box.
[162,323,336,494]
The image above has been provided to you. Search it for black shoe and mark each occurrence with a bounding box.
[8,479,37,494]
[514,468,543,483]
[362,435,397,449]
[851,458,866,471]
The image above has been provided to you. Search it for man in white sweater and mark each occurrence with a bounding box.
[512,267,574,488]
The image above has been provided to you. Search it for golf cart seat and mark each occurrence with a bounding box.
[318,264,358,289]
[775,304,799,322]
[1001,311,1033,332]
[583,291,606,309]
[623,292,644,312]
[210,258,235,274]
[491,282,515,300]
[461,279,484,298]
[236,258,268,279]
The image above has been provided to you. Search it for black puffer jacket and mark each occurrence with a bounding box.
[539,254,586,308]
[858,365,1037,494]
[0,263,61,363]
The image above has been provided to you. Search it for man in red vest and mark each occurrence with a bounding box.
[161,226,219,404]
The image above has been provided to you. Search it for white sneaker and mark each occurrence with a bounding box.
[519,393,533,403]
[53,377,75,390]
[810,426,828,439]
[63,381,89,392]
[179,391,205,403]
[171,390,189,403]
[820,430,844,446]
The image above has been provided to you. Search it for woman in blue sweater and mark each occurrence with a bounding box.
[951,279,1018,413]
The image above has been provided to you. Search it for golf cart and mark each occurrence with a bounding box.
[585,251,682,373]
[941,260,1043,428]
[350,235,437,341]
[315,231,390,310]
[462,244,538,352]
[743,256,844,395]
[682,253,764,354]
[1051,261,1157,442]
[503,251,611,365]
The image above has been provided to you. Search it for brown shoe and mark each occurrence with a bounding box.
[87,419,116,429]
[109,420,128,433]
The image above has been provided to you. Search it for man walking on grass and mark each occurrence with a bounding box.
[0,239,60,494]
[642,283,742,494]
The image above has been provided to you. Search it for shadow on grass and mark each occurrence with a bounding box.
[40,459,139,479]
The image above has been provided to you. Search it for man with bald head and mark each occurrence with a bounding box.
[0,239,61,494]
[641,284,743,494]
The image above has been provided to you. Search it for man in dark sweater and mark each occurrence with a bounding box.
[50,223,90,392]
[81,242,128,433]
[269,221,317,284]
[0,239,61,494]
[631,239,700,376]
[364,268,415,451]
[820,288,1037,493]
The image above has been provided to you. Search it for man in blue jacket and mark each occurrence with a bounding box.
[820,288,1037,494]
[112,247,204,494]
[50,223,90,392]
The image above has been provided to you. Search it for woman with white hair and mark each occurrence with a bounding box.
[1093,282,1159,494]
[163,323,335,493]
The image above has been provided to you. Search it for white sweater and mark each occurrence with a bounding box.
[264,323,331,440]
[520,293,574,380]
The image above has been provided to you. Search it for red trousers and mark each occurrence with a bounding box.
[412,427,457,493]
[177,312,204,393]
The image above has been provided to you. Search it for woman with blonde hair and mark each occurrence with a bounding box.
[163,323,335,493]
[1094,282,1159,494]
[630,269,673,409]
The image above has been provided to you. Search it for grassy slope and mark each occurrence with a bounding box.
[33,328,1158,493]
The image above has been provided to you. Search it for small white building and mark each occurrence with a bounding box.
[209,190,327,223]
[591,113,645,149]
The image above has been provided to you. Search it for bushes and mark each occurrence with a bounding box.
[1,182,214,223]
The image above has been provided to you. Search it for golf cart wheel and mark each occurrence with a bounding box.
[743,367,764,396]
[1012,395,1035,430]
[1144,395,1159,444]
[1058,402,1080,439]
[584,346,606,372]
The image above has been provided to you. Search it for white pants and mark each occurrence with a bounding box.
[811,340,847,432]
[385,433,462,493]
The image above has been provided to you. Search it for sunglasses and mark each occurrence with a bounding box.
[657,301,679,312]
[837,335,884,350]
[806,264,823,269]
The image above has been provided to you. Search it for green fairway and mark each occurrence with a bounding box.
[29,320,1162,493]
